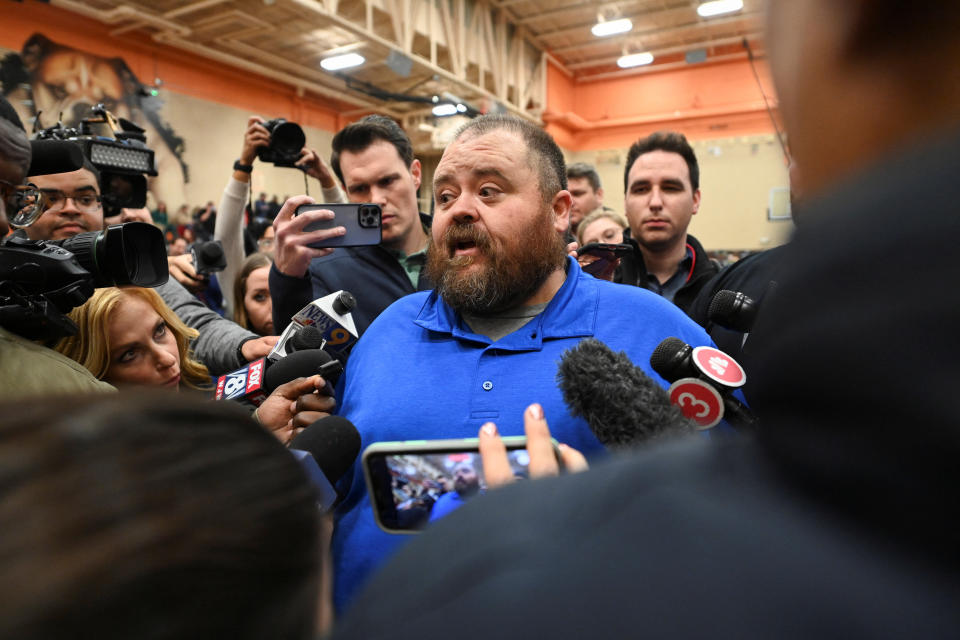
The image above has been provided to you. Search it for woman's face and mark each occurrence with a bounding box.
[105,294,181,390]
[244,266,274,335]
[581,217,625,246]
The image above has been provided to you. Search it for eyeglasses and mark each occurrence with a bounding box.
[0,179,44,229]
[39,190,103,214]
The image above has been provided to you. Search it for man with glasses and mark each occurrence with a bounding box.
[0,95,115,397]
[20,159,275,376]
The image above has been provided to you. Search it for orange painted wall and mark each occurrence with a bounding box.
[545,57,781,150]
[1,1,349,132]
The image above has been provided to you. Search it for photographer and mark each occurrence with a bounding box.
[0,96,114,398]
[21,161,275,376]
[214,115,344,316]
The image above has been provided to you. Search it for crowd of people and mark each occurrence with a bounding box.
[1,0,959,636]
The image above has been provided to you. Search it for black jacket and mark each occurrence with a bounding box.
[269,215,433,337]
[616,233,718,316]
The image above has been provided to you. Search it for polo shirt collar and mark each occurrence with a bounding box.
[414,256,598,350]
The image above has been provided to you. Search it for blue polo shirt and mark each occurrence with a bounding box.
[331,257,718,611]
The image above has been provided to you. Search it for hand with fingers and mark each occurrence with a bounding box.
[296,147,338,190]
[479,403,589,489]
[240,116,270,169]
[167,253,206,292]
[255,375,336,444]
[272,195,346,277]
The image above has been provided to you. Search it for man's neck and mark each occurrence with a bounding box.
[639,236,688,285]
[522,265,567,307]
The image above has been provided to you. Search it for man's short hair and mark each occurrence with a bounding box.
[566,162,602,192]
[453,115,567,202]
[331,115,415,184]
[624,131,699,192]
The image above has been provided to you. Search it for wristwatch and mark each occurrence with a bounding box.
[233,159,253,173]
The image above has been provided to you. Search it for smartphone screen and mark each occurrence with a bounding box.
[363,437,550,534]
[296,203,382,248]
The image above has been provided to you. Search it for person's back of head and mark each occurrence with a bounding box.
[0,393,320,640]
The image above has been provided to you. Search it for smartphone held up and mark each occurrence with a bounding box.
[363,437,564,534]
[296,202,382,248]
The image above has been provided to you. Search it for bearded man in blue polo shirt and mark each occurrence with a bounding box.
[330,115,717,611]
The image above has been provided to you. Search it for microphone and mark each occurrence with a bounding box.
[650,337,758,431]
[289,416,362,510]
[263,348,344,394]
[708,290,759,333]
[286,325,323,355]
[270,290,359,362]
[214,348,343,406]
[27,139,86,176]
[214,357,269,406]
[557,338,694,448]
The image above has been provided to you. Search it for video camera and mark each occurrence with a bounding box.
[0,222,168,341]
[33,103,157,218]
[257,118,306,168]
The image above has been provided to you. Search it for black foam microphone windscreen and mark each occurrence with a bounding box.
[557,338,693,448]
[708,290,759,333]
[264,349,343,393]
[290,415,362,487]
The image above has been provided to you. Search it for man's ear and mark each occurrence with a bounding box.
[409,159,422,190]
[596,187,604,202]
[552,190,573,234]
[691,189,701,216]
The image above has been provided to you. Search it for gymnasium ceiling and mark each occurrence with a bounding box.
[49,0,765,122]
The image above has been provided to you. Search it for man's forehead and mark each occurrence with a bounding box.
[29,167,99,191]
[567,177,596,193]
[435,129,527,179]
[340,139,407,181]
[629,150,691,183]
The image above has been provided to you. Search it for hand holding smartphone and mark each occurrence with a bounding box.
[296,203,382,248]
[363,436,564,534]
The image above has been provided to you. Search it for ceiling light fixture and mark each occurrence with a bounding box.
[697,0,744,18]
[432,103,459,117]
[591,18,633,37]
[320,53,365,71]
[617,52,654,68]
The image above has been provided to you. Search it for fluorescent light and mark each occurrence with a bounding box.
[432,103,459,117]
[591,18,632,37]
[320,53,365,71]
[697,0,743,18]
[617,52,654,68]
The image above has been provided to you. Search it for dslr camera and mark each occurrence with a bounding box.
[256,118,306,168]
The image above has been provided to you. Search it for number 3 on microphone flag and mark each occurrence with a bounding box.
[668,378,724,429]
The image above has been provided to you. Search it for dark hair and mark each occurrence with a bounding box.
[623,131,699,193]
[0,95,25,131]
[566,162,601,192]
[330,115,414,184]
[80,155,101,189]
[0,393,321,640]
[453,115,567,202]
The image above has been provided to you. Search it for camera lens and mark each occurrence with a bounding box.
[55,222,168,287]
[270,121,306,156]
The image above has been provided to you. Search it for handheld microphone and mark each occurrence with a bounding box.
[270,290,359,362]
[289,415,362,510]
[650,337,758,431]
[557,338,694,448]
[263,348,344,395]
[708,290,759,333]
[285,325,323,355]
[215,357,269,406]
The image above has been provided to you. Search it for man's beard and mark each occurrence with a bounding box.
[426,207,568,315]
